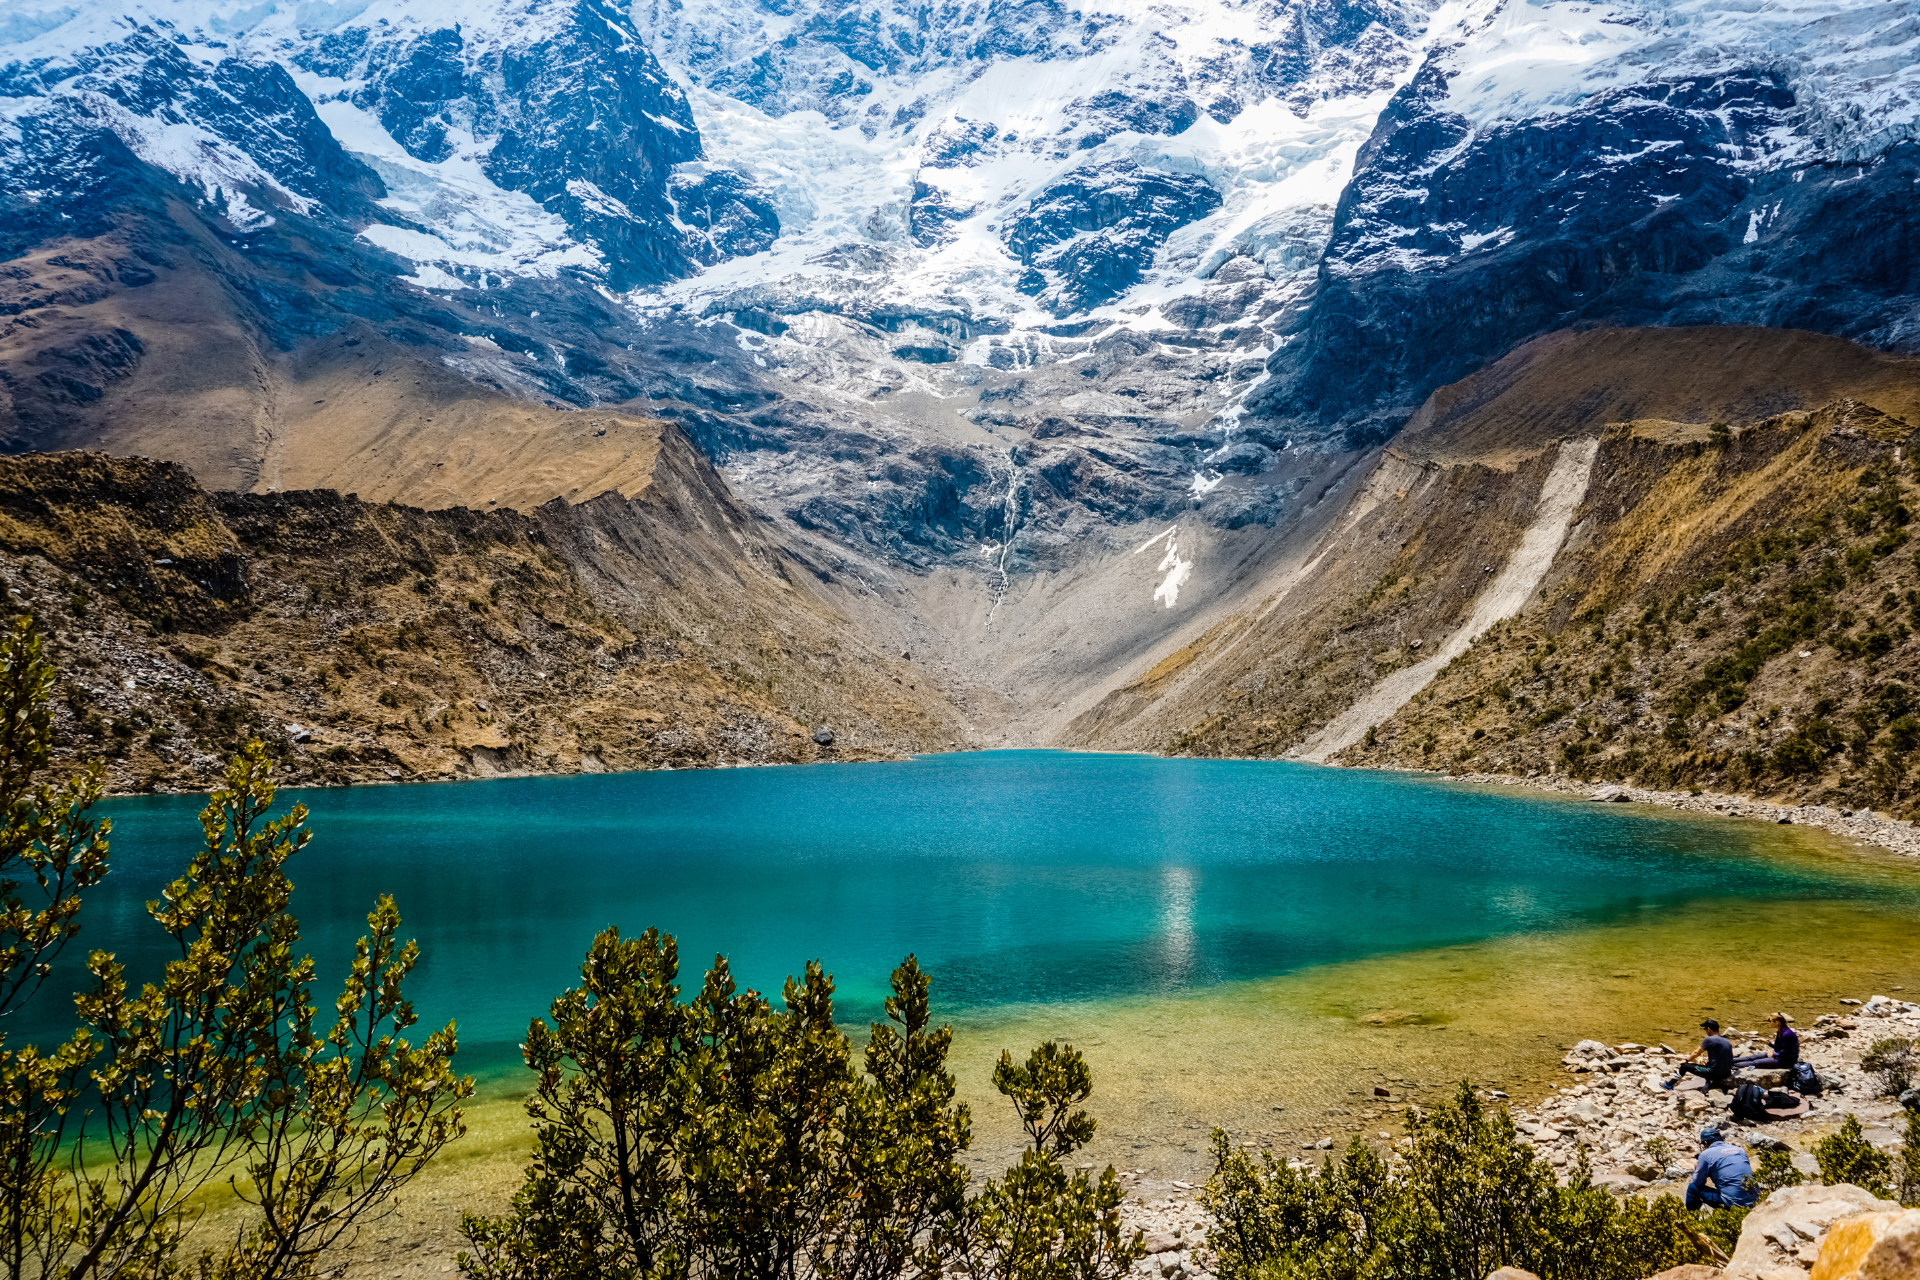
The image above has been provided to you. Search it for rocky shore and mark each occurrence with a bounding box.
[1440,772,1920,859]
[1113,991,1920,1280]
[1509,995,1918,1197]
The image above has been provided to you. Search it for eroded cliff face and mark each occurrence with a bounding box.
[1,430,970,793]
[1062,326,1920,818]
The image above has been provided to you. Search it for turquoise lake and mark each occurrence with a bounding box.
[52,750,1920,1136]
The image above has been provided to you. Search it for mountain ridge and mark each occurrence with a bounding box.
[7,0,1920,794]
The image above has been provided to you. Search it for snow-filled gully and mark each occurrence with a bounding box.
[1294,435,1602,764]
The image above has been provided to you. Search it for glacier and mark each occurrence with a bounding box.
[3,0,1920,625]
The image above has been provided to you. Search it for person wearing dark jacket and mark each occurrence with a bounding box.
[1734,1012,1800,1069]
[1664,1019,1735,1090]
[1686,1127,1757,1210]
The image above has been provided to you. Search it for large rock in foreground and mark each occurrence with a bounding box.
[1811,1208,1920,1280]
[1729,1185,1901,1280]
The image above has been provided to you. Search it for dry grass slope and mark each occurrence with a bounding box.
[1074,327,1920,816]
[0,435,967,793]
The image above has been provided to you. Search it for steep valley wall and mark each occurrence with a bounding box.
[1068,327,1920,818]
[2,427,970,793]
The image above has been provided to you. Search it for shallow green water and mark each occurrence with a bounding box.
[50,750,1920,1130]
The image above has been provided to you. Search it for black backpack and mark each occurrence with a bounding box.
[1764,1089,1799,1110]
[1791,1062,1822,1095]
[1731,1082,1770,1123]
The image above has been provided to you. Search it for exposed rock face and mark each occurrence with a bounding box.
[0,440,969,792]
[1006,163,1225,316]
[7,0,1920,761]
[1728,1185,1901,1280]
[1811,1208,1920,1280]
[295,0,706,288]
[1247,0,1920,448]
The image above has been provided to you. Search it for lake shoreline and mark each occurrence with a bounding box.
[1062,751,1920,860]
[1416,767,1920,858]
[119,742,1920,865]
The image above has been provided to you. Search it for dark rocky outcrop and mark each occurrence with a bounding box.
[1250,58,1920,448]
[1005,161,1222,315]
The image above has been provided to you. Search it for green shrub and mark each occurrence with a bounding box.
[0,621,468,1280]
[1749,1148,1804,1199]
[460,938,1139,1280]
[1200,1084,1722,1280]
[1899,1102,1920,1207]
[1861,1037,1917,1096]
[1771,738,1821,775]
[1814,1116,1893,1199]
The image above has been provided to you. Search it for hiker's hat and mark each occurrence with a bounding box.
[1699,1126,1721,1143]
[1700,1018,1720,1031]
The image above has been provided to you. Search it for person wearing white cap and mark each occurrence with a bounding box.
[1733,1012,1800,1070]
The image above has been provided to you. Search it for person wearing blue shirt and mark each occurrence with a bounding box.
[1686,1126,1757,1210]
[1664,1019,1735,1090]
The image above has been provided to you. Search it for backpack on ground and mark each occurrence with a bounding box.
[1730,1082,1770,1123]
[1791,1062,1822,1095]
[1763,1089,1799,1110]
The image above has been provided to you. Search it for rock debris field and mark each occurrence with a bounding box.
[1114,993,1920,1280]
[1449,775,1920,859]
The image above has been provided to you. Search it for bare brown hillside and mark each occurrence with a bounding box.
[1065,327,1920,815]
[0,201,680,513]
[2,430,972,793]
[1338,401,1920,812]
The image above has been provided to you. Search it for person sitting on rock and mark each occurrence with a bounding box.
[1733,1012,1800,1071]
[1684,1126,1756,1211]
[1663,1019,1735,1091]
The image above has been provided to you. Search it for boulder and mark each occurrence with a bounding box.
[1727,1185,1902,1280]
[1590,786,1630,802]
[1592,1171,1647,1196]
[1647,1268,1724,1280]
[1145,1233,1181,1255]
[1565,1040,1614,1069]
[1810,1208,1920,1280]
[811,726,835,746]
[1487,1270,1541,1280]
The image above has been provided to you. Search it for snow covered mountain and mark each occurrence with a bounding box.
[3,0,1919,659]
